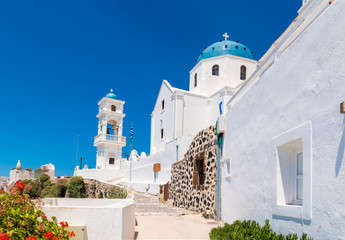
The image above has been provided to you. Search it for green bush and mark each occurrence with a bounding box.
[26,168,32,171]
[39,173,50,184]
[107,186,127,199]
[23,179,42,198]
[209,220,313,240]
[67,176,86,198]
[42,179,52,189]
[41,185,57,198]
[56,179,68,198]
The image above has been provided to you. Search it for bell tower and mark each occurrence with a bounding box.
[94,89,126,169]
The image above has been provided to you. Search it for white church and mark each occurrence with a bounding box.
[76,0,345,238]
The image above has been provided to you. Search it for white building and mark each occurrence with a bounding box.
[122,33,257,192]
[75,90,127,181]
[219,0,345,238]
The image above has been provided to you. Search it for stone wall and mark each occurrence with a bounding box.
[84,179,127,199]
[169,125,217,218]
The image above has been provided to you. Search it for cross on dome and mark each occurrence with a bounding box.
[110,89,113,92]
[223,32,229,41]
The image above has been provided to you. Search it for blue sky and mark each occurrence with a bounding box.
[0,0,301,177]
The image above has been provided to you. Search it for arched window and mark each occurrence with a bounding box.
[212,65,219,76]
[194,73,197,87]
[240,65,247,80]
[111,105,116,112]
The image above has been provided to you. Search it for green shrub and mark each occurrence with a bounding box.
[23,179,42,198]
[39,173,50,184]
[67,176,86,198]
[0,181,73,239]
[42,179,52,189]
[209,220,313,240]
[107,186,127,199]
[41,185,57,198]
[26,168,32,171]
[56,179,68,198]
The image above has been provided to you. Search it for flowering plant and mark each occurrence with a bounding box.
[0,181,74,240]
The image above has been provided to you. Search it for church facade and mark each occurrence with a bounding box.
[123,34,257,189]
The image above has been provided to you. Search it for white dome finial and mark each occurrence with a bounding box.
[16,160,21,168]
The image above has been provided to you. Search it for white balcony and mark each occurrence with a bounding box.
[94,134,126,146]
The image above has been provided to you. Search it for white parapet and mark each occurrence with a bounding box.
[43,198,135,240]
[74,168,123,181]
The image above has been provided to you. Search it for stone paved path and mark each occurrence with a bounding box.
[133,191,194,216]
[132,191,223,239]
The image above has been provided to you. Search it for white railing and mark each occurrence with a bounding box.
[94,134,126,144]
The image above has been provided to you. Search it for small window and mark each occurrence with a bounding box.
[161,100,165,110]
[276,139,303,206]
[160,128,164,139]
[111,105,116,112]
[109,158,115,165]
[192,154,205,190]
[212,65,219,76]
[272,122,312,220]
[240,65,246,80]
[194,73,197,87]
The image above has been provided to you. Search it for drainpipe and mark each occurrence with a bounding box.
[215,121,223,221]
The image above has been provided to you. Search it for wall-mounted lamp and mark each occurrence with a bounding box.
[341,101,345,114]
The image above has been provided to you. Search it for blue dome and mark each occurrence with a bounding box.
[197,40,254,63]
[105,92,117,99]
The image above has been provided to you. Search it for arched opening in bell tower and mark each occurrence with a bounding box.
[106,120,118,138]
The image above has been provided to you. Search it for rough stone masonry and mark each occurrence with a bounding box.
[169,125,217,218]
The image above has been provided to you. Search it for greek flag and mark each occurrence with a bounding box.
[130,124,133,143]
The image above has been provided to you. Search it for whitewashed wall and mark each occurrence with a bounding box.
[150,81,175,154]
[43,198,135,240]
[75,168,122,181]
[123,139,179,185]
[221,1,345,239]
[189,55,257,96]
[9,170,34,182]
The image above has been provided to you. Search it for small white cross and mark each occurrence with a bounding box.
[223,32,229,41]
[110,89,113,92]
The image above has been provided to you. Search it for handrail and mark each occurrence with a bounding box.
[94,134,126,143]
